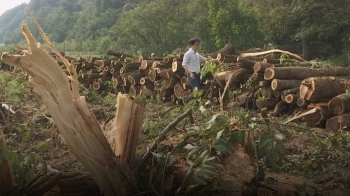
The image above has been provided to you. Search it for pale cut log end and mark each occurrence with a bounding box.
[152,61,160,69]
[271,79,278,90]
[140,77,146,84]
[264,67,274,80]
[172,61,177,72]
[127,75,136,86]
[253,62,261,73]
[140,60,148,70]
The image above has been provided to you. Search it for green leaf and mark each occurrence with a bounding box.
[1,148,11,160]
[199,139,208,150]
[186,184,206,194]
[212,130,224,145]
[213,145,233,155]
[187,147,201,160]
[18,153,28,162]
[258,165,265,181]
[205,114,229,133]
[184,144,196,150]
[197,168,219,177]
[25,168,35,183]
[0,134,6,140]
[275,140,287,154]
[232,131,245,143]
[258,133,274,149]
[205,162,223,169]
[40,139,51,151]
[192,175,207,185]
[266,153,277,168]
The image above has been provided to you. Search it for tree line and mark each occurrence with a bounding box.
[0,0,349,61]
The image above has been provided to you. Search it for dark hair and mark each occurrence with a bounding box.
[189,38,200,46]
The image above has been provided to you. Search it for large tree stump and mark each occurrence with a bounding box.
[1,22,138,196]
[114,93,146,166]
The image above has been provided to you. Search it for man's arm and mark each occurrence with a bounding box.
[199,54,207,62]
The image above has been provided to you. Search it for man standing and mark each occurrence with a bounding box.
[182,38,207,103]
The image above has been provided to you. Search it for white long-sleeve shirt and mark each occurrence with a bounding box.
[182,48,206,73]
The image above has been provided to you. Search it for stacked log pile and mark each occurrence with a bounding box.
[49,48,350,132]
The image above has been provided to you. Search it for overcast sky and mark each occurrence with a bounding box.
[0,0,30,16]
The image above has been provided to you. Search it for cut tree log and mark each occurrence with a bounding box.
[0,126,15,193]
[264,66,350,80]
[174,84,184,99]
[284,94,299,105]
[304,103,330,126]
[140,60,154,70]
[255,98,279,110]
[271,79,301,91]
[216,53,238,63]
[297,98,309,108]
[299,76,350,102]
[129,85,140,96]
[107,49,133,58]
[328,93,350,115]
[326,113,350,132]
[1,21,138,196]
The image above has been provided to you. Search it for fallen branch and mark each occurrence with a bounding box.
[240,49,306,62]
[133,108,193,175]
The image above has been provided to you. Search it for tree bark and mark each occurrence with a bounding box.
[271,79,302,91]
[264,67,350,80]
[328,93,350,115]
[326,113,350,132]
[300,77,350,102]
[1,22,138,196]
[304,103,330,126]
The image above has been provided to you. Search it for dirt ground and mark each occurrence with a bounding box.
[2,95,350,196]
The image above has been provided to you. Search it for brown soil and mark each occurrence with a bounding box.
[2,95,350,196]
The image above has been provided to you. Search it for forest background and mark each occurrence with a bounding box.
[0,0,349,62]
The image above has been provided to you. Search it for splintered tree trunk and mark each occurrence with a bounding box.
[0,126,15,193]
[271,79,301,91]
[114,93,145,166]
[264,67,350,80]
[326,113,350,132]
[300,77,350,102]
[328,93,350,115]
[1,22,138,196]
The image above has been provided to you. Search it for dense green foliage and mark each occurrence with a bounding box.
[1,0,350,59]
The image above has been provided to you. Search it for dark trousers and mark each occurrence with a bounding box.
[185,72,201,103]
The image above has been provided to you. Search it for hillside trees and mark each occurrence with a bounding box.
[111,0,216,55]
[244,0,350,60]
[207,0,264,50]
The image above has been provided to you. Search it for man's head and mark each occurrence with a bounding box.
[189,38,200,51]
